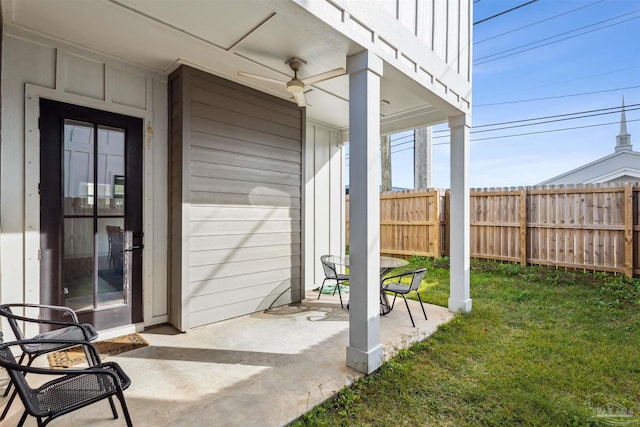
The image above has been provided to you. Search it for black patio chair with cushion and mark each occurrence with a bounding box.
[0,303,98,421]
[0,339,133,427]
[318,255,349,308]
[381,268,428,327]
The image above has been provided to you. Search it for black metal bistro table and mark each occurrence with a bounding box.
[325,255,408,315]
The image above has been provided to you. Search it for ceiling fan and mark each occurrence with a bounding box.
[238,58,345,107]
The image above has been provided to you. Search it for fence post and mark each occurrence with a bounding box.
[433,190,441,258]
[624,183,633,278]
[445,190,450,257]
[519,188,527,266]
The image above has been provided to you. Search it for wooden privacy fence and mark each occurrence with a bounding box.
[345,183,640,278]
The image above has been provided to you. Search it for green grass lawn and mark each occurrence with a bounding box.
[294,258,640,427]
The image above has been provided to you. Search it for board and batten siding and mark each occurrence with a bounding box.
[169,66,303,330]
[1,27,169,333]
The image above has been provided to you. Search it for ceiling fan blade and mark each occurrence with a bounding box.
[293,91,307,107]
[237,71,286,85]
[301,68,346,85]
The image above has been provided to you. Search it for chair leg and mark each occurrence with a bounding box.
[390,293,398,310]
[317,279,327,300]
[1,388,19,420]
[416,292,428,320]
[336,282,343,308]
[116,391,134,427]
[2,353,26,398]
[17,410,28,427]
[401,295,415,327]
[108,396,119,419]
[2,381,11,398]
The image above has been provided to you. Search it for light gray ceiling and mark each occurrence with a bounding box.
[3,0,445,131]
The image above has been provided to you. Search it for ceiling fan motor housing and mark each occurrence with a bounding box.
[286,79,305,93]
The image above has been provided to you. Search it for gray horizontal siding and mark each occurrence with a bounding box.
[190,116,300,152]
[190,232,301,251]
[190,144,300,175]
[191,161,300,187]
[189,220,301,237]
[169,66,303,329]
[190,176,300,198]
[191,131,300,163]
[190,206,300,221]
[190,285,303,327]
[190,256,301,282]
[190,268,301,295]
[189,244,301,267]
[190,191,300,208]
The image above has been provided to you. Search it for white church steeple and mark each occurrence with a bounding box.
[616,96,632,152]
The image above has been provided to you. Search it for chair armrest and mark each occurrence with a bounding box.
[1,303,79,322]
[0,309,90,332]
[0,359,126,391]
[1,338,103,366]
[381,270,415,284]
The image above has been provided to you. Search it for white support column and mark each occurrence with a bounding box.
[346,50,384,374]
[448,114,472,313]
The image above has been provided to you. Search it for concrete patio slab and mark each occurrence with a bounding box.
[0,292,454,426]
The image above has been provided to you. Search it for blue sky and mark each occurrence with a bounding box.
[350,0,640,189]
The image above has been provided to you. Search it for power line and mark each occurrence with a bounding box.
[458,118,640,143]
[429,104,636,136]
[535,66,640,90]
[472,104,639,129]
[346,105,635,159]
[474,0,605,45]
[471,107,640,134]
[476,9,640,62]
[385,105,636,152]
[474,0,539,26]
[386,118,640,154]
[390,133,413,144]
[475,12,640,65]
[474,85,640,107]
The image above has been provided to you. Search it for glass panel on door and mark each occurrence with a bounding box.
[62,120,127,311]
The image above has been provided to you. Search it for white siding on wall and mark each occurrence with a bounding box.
[416,0,434,50]
[392,0,468,79]
[64,53,105,100]
[1,29,168,333]
[304,120,346,289]
[285,0,472,115]
[398,0,418,35]
[110,67,147,109]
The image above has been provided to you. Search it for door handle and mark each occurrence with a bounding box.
[124,245,144,252]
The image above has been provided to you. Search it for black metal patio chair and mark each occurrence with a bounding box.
[381,268,428,327]
[0,339,133,426]
[318,255,349,308]
[0,303,98,420]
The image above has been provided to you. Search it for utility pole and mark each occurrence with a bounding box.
[414,127,432,189]
[381,134,392,192]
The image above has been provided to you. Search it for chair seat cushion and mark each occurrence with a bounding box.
[383,283,410,294]
[336,274,349,281]
[25,324,98,354]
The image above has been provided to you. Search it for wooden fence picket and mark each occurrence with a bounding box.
[345,183,640,277]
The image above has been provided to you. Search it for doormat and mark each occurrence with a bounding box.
[47,332,149,368]
[319,284,349,295]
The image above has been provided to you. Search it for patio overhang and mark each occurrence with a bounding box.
[1,0,466,132]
